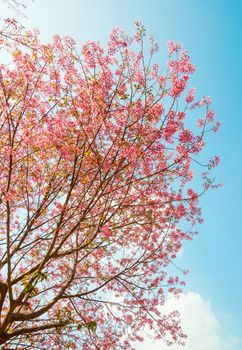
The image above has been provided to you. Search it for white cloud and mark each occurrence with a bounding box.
[134,292,240,350]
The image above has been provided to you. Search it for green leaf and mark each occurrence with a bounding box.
[87,320,97,333]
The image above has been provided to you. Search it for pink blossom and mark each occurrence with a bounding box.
[185,87,196,103]
[167,40,181,55]
[170,78,186,98]
[213,121,221,133]
[179,129,193,143]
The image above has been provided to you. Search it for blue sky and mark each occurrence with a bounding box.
[1,0,241,348]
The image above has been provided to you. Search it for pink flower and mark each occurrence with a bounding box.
[213,121,221,133]
[125,315,133,323]
[186,88,196,103]
[101,225,112,237]
[197,118,205,128]
[208,155,220,169]
[206,109,215,122]
[187,188,197,198]
[169,78,186,98]
[167,40,181,55]
[179,129,193,143]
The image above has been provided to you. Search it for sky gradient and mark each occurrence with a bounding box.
[1,1,241,348]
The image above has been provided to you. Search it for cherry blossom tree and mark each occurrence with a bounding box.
[0,19,220,349]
